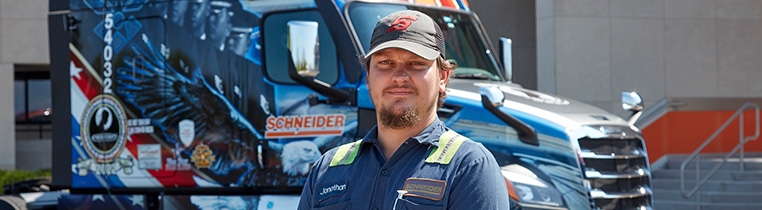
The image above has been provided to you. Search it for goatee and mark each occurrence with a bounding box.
[379,106,420,130]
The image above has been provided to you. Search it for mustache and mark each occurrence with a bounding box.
[383,84,416,92]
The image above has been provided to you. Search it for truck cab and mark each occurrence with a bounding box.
[47,0,652,209]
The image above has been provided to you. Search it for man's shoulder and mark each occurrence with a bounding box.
[424,130,489,165]
[312,140,364,169]
[441,132,493,162]
[322,140,361,155]
[458,138,492,157]
[442,130,486,151]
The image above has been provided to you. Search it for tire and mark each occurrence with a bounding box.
[0,195,27,210]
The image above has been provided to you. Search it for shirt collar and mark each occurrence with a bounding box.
[360,118,447,148]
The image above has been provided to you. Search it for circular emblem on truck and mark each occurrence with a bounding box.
[81,94,128,163]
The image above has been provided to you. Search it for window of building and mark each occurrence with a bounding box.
[14,65,51,124]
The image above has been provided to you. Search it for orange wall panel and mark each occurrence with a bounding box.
[643,110,761,163]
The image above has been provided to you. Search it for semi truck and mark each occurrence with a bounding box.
[41,0,654,209]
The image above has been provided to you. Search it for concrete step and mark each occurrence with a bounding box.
[652,178,762,192]
[653,189,762,204]
[655,200,762,210]
[653,169,762,181]
[653,169,732,180]
[652,154,762,209]
[663,152,762,159]
[663,155,762,171]
[732,170,762,181]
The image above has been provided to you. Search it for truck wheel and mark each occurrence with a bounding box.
[0,195,27,210]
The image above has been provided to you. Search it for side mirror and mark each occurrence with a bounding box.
[622,91,644,125]
[285,20,350,104]
[480,85,505,106]
[288,21,321,77]
[499,37,512,81]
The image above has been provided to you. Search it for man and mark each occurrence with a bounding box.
[207,0,234,52]
[168,0,188,27]
[298,10,510,209]
[189,0,211,40]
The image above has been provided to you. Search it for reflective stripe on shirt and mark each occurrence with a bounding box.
[329,140,362,166]
[329,130,465,166]
[425,130,466,164]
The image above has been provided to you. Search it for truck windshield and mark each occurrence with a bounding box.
[346,2,504,81]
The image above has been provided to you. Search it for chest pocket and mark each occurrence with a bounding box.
[395,198,445,210]
[314,200,351,210]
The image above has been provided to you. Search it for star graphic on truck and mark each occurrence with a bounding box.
[70,61,82,80]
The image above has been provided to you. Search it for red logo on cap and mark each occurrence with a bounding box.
[386,15,418,33]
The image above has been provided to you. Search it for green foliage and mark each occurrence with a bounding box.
[0,169,51,194]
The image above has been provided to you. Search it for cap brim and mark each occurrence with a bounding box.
[364,40,440,60]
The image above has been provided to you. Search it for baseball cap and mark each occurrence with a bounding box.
[364,10,445,60]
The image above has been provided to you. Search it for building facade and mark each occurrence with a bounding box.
[473,0,762,119]
[1,0,51,170]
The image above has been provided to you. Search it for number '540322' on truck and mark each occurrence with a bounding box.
[39,0,653,209]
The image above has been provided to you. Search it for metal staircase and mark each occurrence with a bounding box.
[652,103,760,210]
[653,153,762,209]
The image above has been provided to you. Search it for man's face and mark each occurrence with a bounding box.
[208,7,232,44]
[190,0,210,30]
[170,1,188,25]
[227,33,251,56]
[366,48,449,129]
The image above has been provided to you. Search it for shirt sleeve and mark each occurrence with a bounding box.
[447,144,511,209]
[297,166,315,209]
[298,154,327,209]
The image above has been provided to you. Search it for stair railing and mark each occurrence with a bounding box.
[679,102,759,209]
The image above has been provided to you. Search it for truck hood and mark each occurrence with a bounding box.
[447,79,629,127]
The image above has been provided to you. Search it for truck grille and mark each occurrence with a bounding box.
[579,136,653,210]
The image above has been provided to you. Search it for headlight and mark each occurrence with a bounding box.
[502,166,566,208]
[513,182,564,206]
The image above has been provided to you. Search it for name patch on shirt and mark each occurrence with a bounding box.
[402,178,446,201]
[317,181,347,201]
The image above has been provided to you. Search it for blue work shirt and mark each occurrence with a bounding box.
[298,119,510,209]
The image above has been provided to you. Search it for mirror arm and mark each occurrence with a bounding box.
[628,111,643,126]
[480,95,539,146]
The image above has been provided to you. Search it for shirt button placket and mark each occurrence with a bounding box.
[381,169,388,176]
